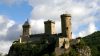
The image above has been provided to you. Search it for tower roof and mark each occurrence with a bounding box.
[23,19,30,26]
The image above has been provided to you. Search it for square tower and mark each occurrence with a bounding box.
[44,20,56,35]
[61,14,72,40]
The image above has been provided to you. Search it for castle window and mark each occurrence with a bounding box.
[66,27,68,30]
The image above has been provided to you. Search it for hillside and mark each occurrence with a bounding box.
[83,31,100,56]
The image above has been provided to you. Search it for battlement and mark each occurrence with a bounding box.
[44,20,55,24]
[61,14,71,17]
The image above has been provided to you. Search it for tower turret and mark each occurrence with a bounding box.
[44,20,56,35]
[61,14,72,40]
[21,19,30,42]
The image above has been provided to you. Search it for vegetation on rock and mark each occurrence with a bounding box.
[83,31,100,56]
[8,31,100,56]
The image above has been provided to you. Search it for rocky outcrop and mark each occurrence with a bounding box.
[77,46,91,56]
[69,38,92,56]
[8,38,92,56]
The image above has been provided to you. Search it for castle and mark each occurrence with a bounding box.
[19,14,72,50]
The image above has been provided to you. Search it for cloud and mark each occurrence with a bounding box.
[0,41,12,55]
[30,18,62,34]
[55,21,61,33]
[88,23,97,34]
[78,23,97,37]
[0,15,15,36]
[0,15,21,54]
[28,0,100,33]
[0,15,22,41]
[30,19,45,34]
[6,24,21,41]
[0,0,100,54]
[72,33,77,39]
[28,0,100,19]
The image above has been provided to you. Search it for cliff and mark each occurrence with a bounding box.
[8,40,56,56]
[7,31,100,56]
[8,39,91,56]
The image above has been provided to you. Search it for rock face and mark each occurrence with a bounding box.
[77,46,91,56]
[55,47,70,56]
[8,31,100,56]
[8,38,92,56]
[69,38,92,56]
[76,38,92,56]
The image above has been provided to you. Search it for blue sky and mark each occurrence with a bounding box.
[0,1,32,23]
[0,0,100,54]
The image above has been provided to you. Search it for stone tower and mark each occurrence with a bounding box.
[44,20,56,35]
[21,19,30,42]
[61,14,72,40]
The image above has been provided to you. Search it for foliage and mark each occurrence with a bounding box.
[42,54,49,56]
[8,42,48,56]
[8,38,56,56]
[60,53,68,56]
[83,31,100,56]
[76,38,86,48]
[69,48,77,56]
[8,31,100,56]
[50,52,56,56]
[60,31,100,56]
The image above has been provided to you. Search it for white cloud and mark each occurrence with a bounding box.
[0,15,21,54]
[27,0,100,39]
[55,21,61,33]
[78,31,86,37]
[0,41,12,55]
[70,6,88,16]
[30,19,45,34]
[0,0,100,54]
[28,0,100,34]
[72,33,77,39]
[0,15,15,36]
[88,23,97,34]
[78,23,97,37]
[6,24,21,41]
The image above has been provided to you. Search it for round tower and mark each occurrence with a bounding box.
[22,19,30,42]
[61,14,72,40]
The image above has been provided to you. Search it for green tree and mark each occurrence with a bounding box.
[42,54,49,56]
[50,52,56,56]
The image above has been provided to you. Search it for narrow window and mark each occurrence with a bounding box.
[66,27,68,30]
